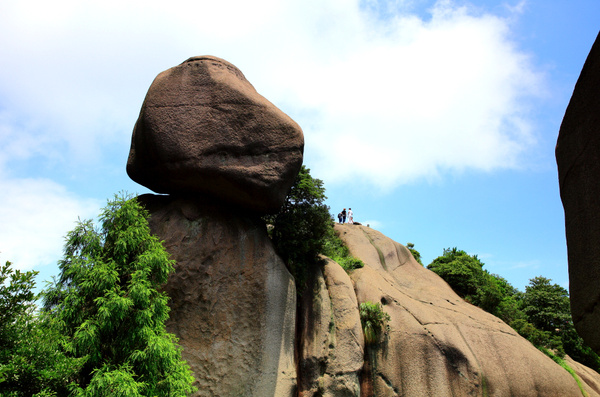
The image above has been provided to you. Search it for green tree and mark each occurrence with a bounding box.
[521,276,571,333]
[521,276,600,372]
[270,166,331,290]
[427,248,487,299]
[427,249,526,323]
[489,274,525,325]
[0,261,37,351]
[406,243,423,265]
[0,262,82,396]
[429,249,600,373]
[42,194,196,396]
[510,318,564,356]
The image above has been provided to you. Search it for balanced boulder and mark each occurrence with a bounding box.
[127,56,304,213]
[556,31,600,353]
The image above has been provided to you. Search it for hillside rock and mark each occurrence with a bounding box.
[333,224,600,397]
[126,54,600,397]
[297,257,365,396]
[127,56,304,213]
[139,194,296,396]
[556,31,600,353]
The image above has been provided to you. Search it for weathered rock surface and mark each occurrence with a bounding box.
[140,194,296,396]
[297,257,365,396]
[126,53,600,396]
[331,224,600,396]
[556,31,600,353]
[128,56,304,213]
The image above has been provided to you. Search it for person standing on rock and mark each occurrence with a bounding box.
[338,211,343,224]
[348,208,353,224]
[342,208,347,224]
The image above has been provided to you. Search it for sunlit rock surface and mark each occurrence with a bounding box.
[141,194,296,396]
[128,56,303,213]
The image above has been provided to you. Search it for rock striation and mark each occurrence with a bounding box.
[296,257,365,396]
[127,56,301,396]
[140,194,297,396]
[128,55,600,397]
[127,56,304,214]
[556,31,600,353]
[325,224,600,396]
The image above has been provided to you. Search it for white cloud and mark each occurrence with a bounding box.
[0,176,100,271]
[256,2,544,189]
[0,0,544,186]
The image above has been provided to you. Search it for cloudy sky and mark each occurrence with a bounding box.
[1,0,598,292]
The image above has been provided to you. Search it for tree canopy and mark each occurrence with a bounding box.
[42,194,196,396]
[428,248,600,373]
[0,262,83,396]
[269,166,332,290]
[521,276,571,333]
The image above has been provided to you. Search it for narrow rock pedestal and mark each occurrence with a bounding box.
[140,194,297,396]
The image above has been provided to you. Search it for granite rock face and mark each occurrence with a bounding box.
[312,224,600,397]
[556,31,600,353]
[296,257,365,396]
[125,54,600,397]
[127,56,304,213]
[140,194,297,396]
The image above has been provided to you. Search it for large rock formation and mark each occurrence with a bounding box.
[127,56,301,396]
[141,194,297,396]
[556,31,600,352]
[127,56,304,213]
[128,55,600,397]
[296,257,365,396]
[327,224,600,396]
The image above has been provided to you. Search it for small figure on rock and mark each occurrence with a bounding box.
[338,211,343,224]
[342,208,347,223]
[348,208,353,224]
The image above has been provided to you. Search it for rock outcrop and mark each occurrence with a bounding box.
[127,56,301,396]
[127,56,304,213]
[296,257,365,396]
[556,31,600,353]
[140,194,296,396]
[295,224,600,397]
[127,55,600,397]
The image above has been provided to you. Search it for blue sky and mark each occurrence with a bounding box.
[0,0,598,292]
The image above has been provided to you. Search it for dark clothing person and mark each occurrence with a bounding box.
[342,208,347,223]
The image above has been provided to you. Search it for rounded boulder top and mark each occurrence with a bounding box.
[127,56,304,214]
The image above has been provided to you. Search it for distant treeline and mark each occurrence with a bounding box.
[423,247,600,373]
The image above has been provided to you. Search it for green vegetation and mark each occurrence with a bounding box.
[0,195,196,396]
[268,166,332,290]
[0,262,84,396]
[540,346,589,397]
[4,168,598,393]
[406,243,423,265]
[269,165,364,291]
[359,302,391,345]
[321,228,364,272]
[428,247,600,374]
[427,248,519,318]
